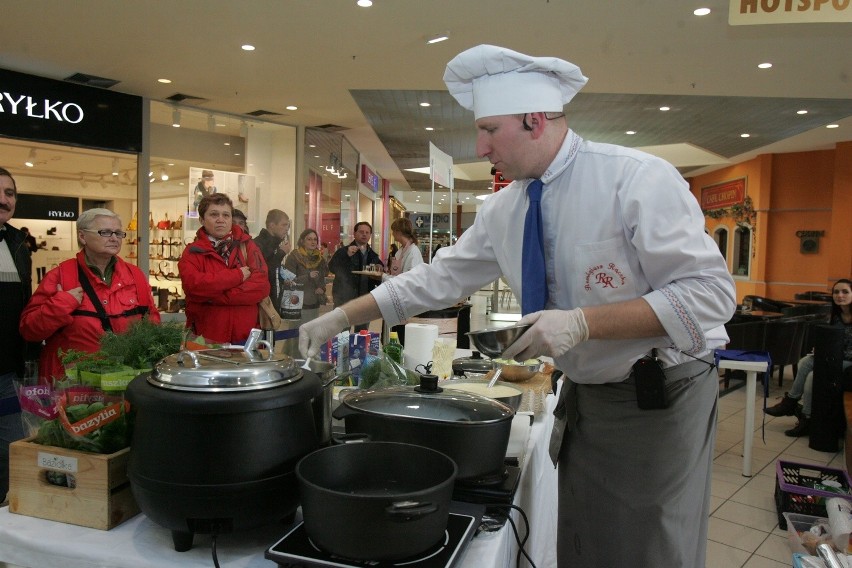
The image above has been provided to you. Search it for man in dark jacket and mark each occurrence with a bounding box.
[253,209,291,312]
[328,222,382,332]
[0,167,33,504]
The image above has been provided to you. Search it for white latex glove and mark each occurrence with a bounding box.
[501,308,589,362]
[299,307,350,359]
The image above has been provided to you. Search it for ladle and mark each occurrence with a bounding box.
[486,365,504,389]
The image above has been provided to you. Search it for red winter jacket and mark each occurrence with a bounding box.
[178,225,270,344]
[20,251,160,383]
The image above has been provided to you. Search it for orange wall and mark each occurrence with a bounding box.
[688,142,851,303]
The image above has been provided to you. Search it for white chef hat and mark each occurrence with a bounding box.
[443,44,588,120]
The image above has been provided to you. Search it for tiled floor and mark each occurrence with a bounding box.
[464,290,843,568]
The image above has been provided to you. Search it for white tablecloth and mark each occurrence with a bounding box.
[0,394,559,568]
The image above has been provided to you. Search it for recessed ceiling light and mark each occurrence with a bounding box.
[241,44,256,51]
[625,130,636,135]
[157,78,172,84]
[308,144,316,148]
[313,155,320,158]
[741,133,751,138]
[224,142,230,146]
[286,105,298,111]
[758,62,772,69]
[420,102,431,107]
[426,32,450,44]
[357,0,372,6]
[693,8,711,16]
[216,122,227,127]
[826,124,839,129]
[659,106,670,111]
[797,110,808,115]
[425,127,434,131]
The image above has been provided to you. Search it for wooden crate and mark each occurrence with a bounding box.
[7,437,139,530]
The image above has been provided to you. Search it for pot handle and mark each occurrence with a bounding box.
[384,501,439,522]
[331,402,355,420]
[176,350,200,368]
[324,370,352,389]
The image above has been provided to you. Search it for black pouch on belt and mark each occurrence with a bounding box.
[633,349,668,410]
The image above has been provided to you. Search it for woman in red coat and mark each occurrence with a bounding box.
[20,208,160,383]
[179,193,269,344]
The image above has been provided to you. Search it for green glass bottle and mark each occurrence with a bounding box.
[383,331,404,364]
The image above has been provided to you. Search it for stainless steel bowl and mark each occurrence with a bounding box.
[492,359,541,382]
[466,324,531,358]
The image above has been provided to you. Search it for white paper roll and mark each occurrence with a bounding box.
[403,323,439,372]
[826,497,852,552]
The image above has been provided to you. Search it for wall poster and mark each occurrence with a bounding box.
[186,167,257,233]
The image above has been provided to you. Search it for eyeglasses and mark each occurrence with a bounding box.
[82,229,127,238]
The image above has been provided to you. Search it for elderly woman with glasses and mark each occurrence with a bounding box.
[20,208,159,383]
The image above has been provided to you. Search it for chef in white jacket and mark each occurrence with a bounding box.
[300,44,736,568]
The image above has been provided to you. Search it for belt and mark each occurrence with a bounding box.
[548,355,715,466]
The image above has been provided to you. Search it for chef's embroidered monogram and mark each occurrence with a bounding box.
[584,262,627,291]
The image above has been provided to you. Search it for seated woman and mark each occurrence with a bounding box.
[20,208,159,383]
[764,278,852,436]
[179,193,270,344]
[283,228,329,326]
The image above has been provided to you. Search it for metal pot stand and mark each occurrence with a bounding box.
[265,501,484,568]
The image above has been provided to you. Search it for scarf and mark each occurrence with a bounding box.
[294,246,323,269]
[210,231,234,263]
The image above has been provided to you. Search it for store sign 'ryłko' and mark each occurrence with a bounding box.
[0,67,142,153]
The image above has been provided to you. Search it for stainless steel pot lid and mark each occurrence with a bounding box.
[149,346,302,392]
[340,383,514,424]
[452,351,494,374]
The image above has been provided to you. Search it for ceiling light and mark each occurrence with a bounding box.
[797,110,808,115]
[207,114,216,132]
[337,172,348,179]
[172,108,181,128]
[24,148,36,167]
[425,127,434,131]
[286,105,298,111]
[224,142,230,146]
[157,78,172,84]
[740,133,751,138]
[827,124,840,129]
[693,8,711,16]
[426,32,450,44]
[625,130,636,135]
[420,102,431,107]
[308,144,316,148]
[476,194,489,201]
[160,168,169,181]
[357,0,372,7]
[111,158,120,176]
[757,62,772,69]
[241,44,256,51]
[659,106,670,111]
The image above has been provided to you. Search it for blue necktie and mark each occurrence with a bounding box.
[521,179,547,315]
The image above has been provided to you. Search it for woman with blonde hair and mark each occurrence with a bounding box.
[284,228,329,325]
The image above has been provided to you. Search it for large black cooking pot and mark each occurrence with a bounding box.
[296,441,457,561]
[332,374,514,481]
[126,346,322,552]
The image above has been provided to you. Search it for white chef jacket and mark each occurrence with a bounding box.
[372,130,736,383]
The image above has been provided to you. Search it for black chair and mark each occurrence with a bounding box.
[722,320,767,389]
[794,291,832,302]
[762,319,801,386]
[743,295,793,313]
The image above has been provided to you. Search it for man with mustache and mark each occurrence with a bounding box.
[0,166,34,505]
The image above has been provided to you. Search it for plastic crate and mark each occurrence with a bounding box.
[784,512,834,556]
[775,460,852,530]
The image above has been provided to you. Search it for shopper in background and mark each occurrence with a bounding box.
[374,217,423,343]
[300,44,735,567]
[386,242,398,268]
[232,208,250,236]
[327,221,382,333]
[179,193,269,344]
[765,278,852,436]
[20,208,159,383]
[0,167,34,504]
[253,209,291,314]
[284,228,329,326]
[19,227,38,253]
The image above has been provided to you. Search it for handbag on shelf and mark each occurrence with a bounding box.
[173,214,183,230]
[156,213,170,230]
[126,210,138,231]
[148,212,155,230]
